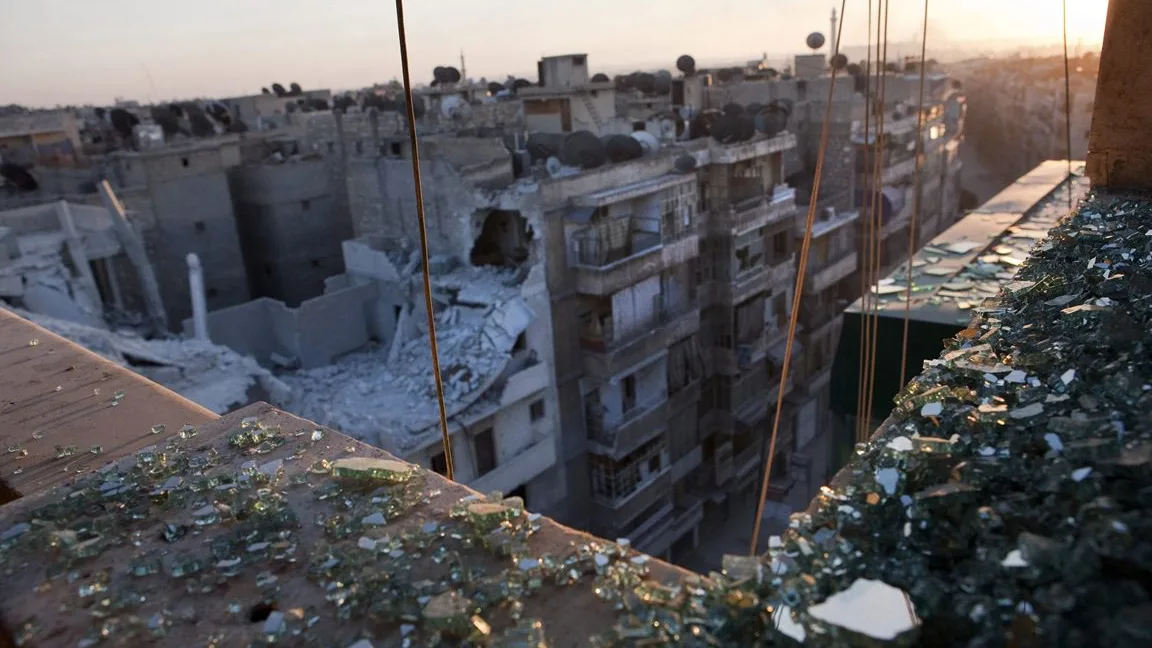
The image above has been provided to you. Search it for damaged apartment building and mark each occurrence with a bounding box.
[297,52,861,564]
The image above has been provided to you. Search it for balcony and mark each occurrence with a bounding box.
[569,220,700,297]
[667,378,702,414]
[807,251,858,293]
[713,330,775,376]
[671,445,703,482]
[714,440,734,486]
[734,443,762,485]
[580,297,701,380]
[586,393,670,459]
[591,468,673,527]
[630,493,705,559]
[468,434,558,497]
[708,132,798,165]
[710,187,797,236]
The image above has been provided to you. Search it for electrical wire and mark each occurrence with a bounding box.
[863,0,891,442]
[855,0,875,447]
[749,0,849,557]
[858,0,888,445]
[899,0,931,388]
[1062,0,1074,208]
[393,0,456,481]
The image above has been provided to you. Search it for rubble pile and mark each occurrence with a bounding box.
[11,308,282,414]
[281,267,533,453]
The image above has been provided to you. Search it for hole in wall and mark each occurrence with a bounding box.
[470,209,533,268]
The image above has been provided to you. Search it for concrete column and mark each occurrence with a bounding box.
[1086,0,1152,189]
[186,253,209,342]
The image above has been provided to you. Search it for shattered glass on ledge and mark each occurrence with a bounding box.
[3,190,1151,646]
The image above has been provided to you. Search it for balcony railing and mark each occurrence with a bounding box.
[721,186,797,234]
[580,294,694,353]
[591,468,673,526]
[570,226,662,269]
[585,391,670,458]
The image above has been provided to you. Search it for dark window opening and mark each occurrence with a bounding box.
[471,209,533,268]
[530,399,545,422]
[513,332,527,352]
[507,484,528,509]
[206,288,219,299]
[632,121,646,132]
[354,140,363,154]
[623,375,637,412]
[474,428,497,476]
[390,141,402,156]
[301,199,311,211]
[430,452,448,476]
[181,157,189,168]
[194,221,206,233]
[310,259,321,268]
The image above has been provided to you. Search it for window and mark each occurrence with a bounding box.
[474,428,496,476]
[530,399,545,422]
[181,157,189,168]
[301,199,311,211]
[773,230,790,261]
[430,452,448,476]
[390,141,402,156]
[623,375,637,412]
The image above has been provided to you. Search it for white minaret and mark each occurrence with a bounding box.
[830,7,839,56]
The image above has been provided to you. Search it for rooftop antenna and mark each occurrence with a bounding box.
[830,7,839,59]
[460,50,467,83]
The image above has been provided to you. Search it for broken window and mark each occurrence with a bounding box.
[474,428,497,476]
[471,210,532,268]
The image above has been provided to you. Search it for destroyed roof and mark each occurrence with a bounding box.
[279,265,535,454]
[848,160,1087,326]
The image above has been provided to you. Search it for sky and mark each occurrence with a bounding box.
[0,0,1109,107]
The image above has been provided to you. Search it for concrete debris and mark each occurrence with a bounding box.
[1,232,105,329]
[7,307,286,415]
[279,287,535,453]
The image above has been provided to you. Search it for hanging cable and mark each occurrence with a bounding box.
[749,0,849,556]
[1062,0,1074,208]
[859,0,888,445]
[899,0,930,388]
[863,0,891,439]
[855,0,875,447]
[393,0,456,480]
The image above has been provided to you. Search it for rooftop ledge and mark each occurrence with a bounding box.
[3,189,1152,646]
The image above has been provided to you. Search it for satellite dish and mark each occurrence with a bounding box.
[440,95,473,121]
[735,116,755,141]
[289,82,303,96]
[690,109,722,139]
[658,118,677,141]
[831,54,849,70]
[676,55,696,75]
[261,87,271,95]
[754,105,789,137]
[527,133,566,162]
[846,63,863,76]
[272,83,287,97]
[710,113,741,144]
[674,154,697,173]
[560,131,607,169]
[722,103,744,117]
[601,134,644,163]
[591,73,610,83]
[544,156,564,178]
[487,82,504,95]
[652,74,672,95]
[109,108,140,139]
[806,32,826,50]
[630,130,660,155]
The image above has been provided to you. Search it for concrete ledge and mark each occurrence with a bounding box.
[0,403,694,647]
[0,309,217,503]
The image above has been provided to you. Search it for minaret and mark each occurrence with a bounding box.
[830,7,839,56]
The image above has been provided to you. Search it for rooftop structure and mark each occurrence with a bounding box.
[832,159,1087,464]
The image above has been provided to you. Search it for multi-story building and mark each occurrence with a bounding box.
[956,53,1098,196]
